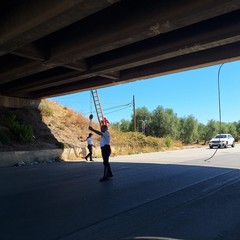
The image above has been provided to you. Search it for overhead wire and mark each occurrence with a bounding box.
[204,63,224,162]
[86,100,132,116]
[103,102,132,116]
[102,102,132,112]
[104,105,133,115]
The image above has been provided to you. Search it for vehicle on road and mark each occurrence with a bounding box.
[209,134,235,149]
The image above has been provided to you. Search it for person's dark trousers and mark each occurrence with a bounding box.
[86,144,93,161]
[101,145,112,178]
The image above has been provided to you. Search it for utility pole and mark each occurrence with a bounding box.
[133,95,136,132]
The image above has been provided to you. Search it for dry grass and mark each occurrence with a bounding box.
[38,99,187,155]
[39,100,188,155]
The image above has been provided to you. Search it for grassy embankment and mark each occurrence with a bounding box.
[0,99,184,156]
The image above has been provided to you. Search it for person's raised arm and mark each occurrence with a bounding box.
[89,126,102,136]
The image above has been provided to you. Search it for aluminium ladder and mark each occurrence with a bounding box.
[91,90,104,126]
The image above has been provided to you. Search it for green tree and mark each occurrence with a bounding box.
[228,122,237,138]
[112,119,131,132]
[133,107,151,134]
[219,122,228,133]
[204,120,218,143]
[150,106,179,138]
[235,121,240,141]
[197,123,206,144]
[179,115,199,144]
[119,119,131,132]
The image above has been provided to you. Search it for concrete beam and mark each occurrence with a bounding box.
[28,42,240,98]
[0,95,40,108]
[0,0,119,55]
[46,0,240,65]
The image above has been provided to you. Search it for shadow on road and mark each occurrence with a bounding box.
[1,158,240,240]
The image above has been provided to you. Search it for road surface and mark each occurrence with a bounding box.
[1,145,240,240]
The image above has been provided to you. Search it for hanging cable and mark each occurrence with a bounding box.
[204,63,224,161]
[217,64,224,133]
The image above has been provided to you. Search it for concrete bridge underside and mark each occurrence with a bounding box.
[1,0,240,99]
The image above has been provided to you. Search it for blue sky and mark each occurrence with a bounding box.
[51,60,240,125]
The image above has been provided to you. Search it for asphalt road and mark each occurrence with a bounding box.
[1,145,240,240]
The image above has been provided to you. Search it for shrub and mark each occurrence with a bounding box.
[0,133,11,144]
[165,136,172,148]
[146,136,161,149]
[39,104,53,116]
[9,116,34,143]
[57,125,65,130]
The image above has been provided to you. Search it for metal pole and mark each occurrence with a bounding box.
[133,95,136,132]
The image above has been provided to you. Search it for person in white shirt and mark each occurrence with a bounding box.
[82,133,95,161]
[89,124,113,182]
